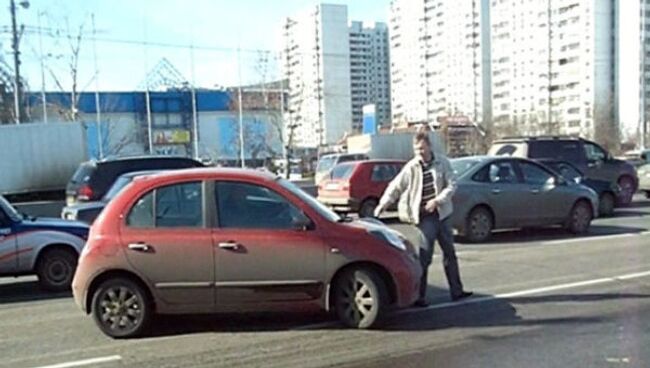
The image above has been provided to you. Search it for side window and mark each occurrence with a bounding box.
[127,192,154,228]
[584,142,607,162]
[559,143,583,162]
[0,208,9,227]
[519,162,555,186]
[488,161,518,184]
[155,182,203,227]
[472,165,490,183]
[126,182,203,228]
[528,141,557,159]
[216,182,302,229]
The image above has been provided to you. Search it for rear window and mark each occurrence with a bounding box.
[70,163,95,184]
[316,156,337,173]
[488,143,526,157]
[331,163,357,179]
[450,158,481,176]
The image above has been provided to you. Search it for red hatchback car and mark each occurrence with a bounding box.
[318,160,406,218]
[72,168,421,338]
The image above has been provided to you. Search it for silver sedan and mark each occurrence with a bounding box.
[450,156,599,242]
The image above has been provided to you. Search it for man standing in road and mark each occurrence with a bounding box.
[374,132,472,307]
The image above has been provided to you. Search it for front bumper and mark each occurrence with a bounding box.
[639,171,650,191]
[317,196,360,213]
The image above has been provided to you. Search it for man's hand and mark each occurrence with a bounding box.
[424,198,437,213]
[373,204,385,218]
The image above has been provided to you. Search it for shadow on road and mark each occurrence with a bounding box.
[0,280,70,304]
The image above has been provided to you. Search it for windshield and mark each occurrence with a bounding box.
[70,163,95,184]
[316,156,337,173]
[0,196,22,222]
[102,176,135,201]
[276,178,340,222]
[450,158,481,177]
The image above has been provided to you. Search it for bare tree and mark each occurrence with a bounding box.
[593,97,620,153]
[44,15,90,122]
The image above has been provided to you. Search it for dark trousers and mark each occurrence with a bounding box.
[416,212,464,300]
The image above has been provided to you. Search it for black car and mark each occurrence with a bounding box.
[66,156,204,205]
[540,160,621,217]
[488,136,638,205]
[61,170,160,224]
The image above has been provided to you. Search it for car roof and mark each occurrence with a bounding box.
[492,135,583,143]
[94,155,200,165]
[130,167,277,185]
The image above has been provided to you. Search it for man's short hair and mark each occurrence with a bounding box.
[413,132,430,146]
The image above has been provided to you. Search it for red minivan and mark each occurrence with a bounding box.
[317,160,406,218]
[72,168,420,338]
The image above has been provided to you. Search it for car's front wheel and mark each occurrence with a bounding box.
[36,248,78,291]
[91,278,152,338]
[333,268,387,329]
[566,200,592,234]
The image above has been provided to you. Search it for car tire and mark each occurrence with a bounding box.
[465,207,493,243]
[599,192,615,217]
[36,248,78,292]
[617,176,635,206]
[334,268,387,329]
[566,200,592,234]
[359,198,378,218]
[645,191,650,199]
[91,278,152,338]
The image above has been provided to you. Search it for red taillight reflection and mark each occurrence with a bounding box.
[78,184,93,200]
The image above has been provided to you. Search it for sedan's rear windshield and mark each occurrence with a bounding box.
[70,163,95,184]
[331,163,356,179]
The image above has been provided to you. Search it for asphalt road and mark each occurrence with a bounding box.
[2,194,649,368]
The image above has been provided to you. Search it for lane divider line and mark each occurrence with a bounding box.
[32,355,122,368]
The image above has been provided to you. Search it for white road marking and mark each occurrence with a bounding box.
[294,269,650,330]
[539,232,641,246]
[32,355,122,368]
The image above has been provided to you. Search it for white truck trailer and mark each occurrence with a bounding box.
[0,123,88,196]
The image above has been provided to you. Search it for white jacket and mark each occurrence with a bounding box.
[377,155,457,224]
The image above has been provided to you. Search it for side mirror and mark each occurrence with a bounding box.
[292,212,314,231]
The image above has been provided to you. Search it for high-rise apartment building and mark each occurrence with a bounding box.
[349,21,391,131]
[389,0,428,124]
[389,0,491,127]
[282,4,391,148]
[491,0,616,141]
[282,4,352,148]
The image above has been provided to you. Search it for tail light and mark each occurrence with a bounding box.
[341,182,350,191]
[78,184,93,201]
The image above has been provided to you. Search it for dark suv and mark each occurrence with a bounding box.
[488,137,638,205]
[66,156,204,205]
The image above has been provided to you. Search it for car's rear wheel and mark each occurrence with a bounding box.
[566,200,592,234]
[617,176,635,206]
[359,198,378,218]
[465,206,493,243]
[36,248,78,291]
[334,268,387,329]
[91,278,152,338]
[599,192,615,217]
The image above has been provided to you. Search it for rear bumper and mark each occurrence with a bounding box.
[317,196,360,213]
[639,173,650,191]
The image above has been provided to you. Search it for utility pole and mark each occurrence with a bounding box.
[37,10,47,123]
[92,13,103,159]
[10,0,26,124]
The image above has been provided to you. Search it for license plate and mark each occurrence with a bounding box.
[66,196,75,206]
[325,183,339,190]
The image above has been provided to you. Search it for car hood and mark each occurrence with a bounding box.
[345,218,423,249]
[18,217,90,235]
[62,201,106,212]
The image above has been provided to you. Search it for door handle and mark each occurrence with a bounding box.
[218,242,240,251]
[491,189,501,195]
[530,189,540,194]
[128,242,152,252]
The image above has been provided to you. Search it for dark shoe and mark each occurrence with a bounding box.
[451,291,474,302]
[413,299,430,308]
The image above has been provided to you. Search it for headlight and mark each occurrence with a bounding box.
[368,229,408,252]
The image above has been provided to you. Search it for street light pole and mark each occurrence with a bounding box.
[10,0,25,124]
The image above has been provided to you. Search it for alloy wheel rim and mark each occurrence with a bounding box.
[573,205,590,230]
[47,260,70,285]
[339,276,375,324]
[99,286,142,332]
[471,213,490,239]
